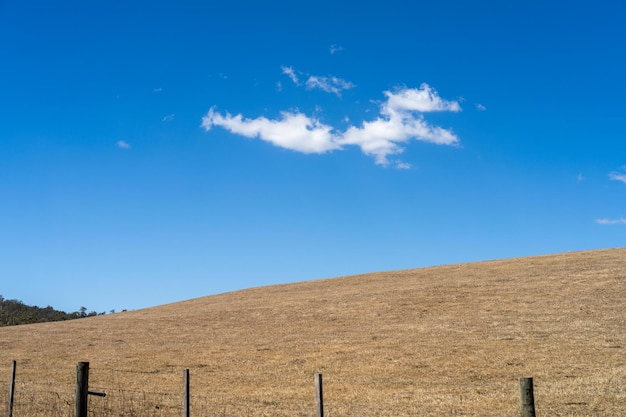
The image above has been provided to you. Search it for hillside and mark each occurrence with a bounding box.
[1,248,625,416]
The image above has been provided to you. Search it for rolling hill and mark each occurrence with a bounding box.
[1,248,625,416]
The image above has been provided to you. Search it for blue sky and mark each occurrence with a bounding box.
[1,0,625,313]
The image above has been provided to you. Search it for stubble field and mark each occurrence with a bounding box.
[1,248,625,416]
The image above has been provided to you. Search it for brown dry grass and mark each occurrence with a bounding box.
[1,248,625,416]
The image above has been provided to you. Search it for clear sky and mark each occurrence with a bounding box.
[1,0,625,314]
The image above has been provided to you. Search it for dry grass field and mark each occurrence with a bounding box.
[1,248,625,416]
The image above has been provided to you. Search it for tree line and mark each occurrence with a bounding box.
[0,295,104,327]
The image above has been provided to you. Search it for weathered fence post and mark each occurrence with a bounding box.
[182,368,190,417]
[75,362,89,417]
[519,377,536,417]
[315,373,324,417]
[5,361,16,417]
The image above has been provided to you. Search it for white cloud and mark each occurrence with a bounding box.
[395,162,412,170]
[609,170,626,184]
[476,103,487,111]
[202,83,461,166]
[153,87,162,93]
[281,66,300,85]
[276,81,283,92]
[305,75,355,97]
[341,112,458,165]
[384,84,461,113]
[116,140,131,149]
[162,114,175,122]
[201,107,341,154]
[340,84,460,165]
[329,44,344,54]
[595,218,626,225]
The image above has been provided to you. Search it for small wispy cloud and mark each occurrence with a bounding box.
[153,87,162,93]
[281,66,300,85]
[162,114,175,122]
[609,168,626,184]
[395,162,412,170]
[282,66,354,97]
[329,44,344,54]
[202,83,461,166]
[117,140,131,149]
[476,103,487,111]
[577,173,584,182]
[276,81,283,92]
[595,218,626,225]
[597,167,626,225]
[305,75,355,97]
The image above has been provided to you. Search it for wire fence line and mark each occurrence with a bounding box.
[2,361,625,417]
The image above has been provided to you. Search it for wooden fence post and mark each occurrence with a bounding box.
[5,361,16,417]
[315,373,323,417]
[182,369,190,417]
[519,377,536,417]
[75,362,89,417]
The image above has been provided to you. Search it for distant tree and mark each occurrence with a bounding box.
[0,297,87,327]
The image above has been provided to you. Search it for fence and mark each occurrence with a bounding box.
[2,360,625,417]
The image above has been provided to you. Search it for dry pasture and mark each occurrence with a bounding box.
[1,248,625,416]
